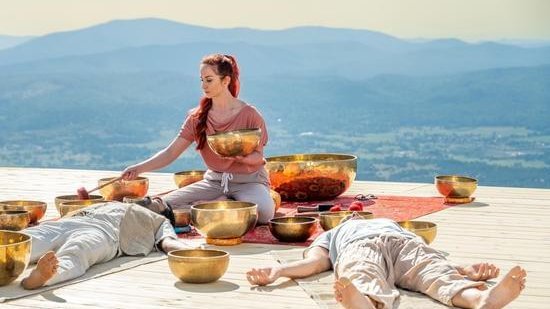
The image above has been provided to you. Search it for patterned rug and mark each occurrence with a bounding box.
[178,195,456,246]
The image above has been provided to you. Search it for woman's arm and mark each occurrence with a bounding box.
[246,246,331,286]
[122,137,192,180]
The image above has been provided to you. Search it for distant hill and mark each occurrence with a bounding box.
[0,35,35,50]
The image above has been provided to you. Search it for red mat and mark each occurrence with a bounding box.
[178,195,456,246]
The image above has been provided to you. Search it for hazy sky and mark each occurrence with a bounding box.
[1,0,549,41]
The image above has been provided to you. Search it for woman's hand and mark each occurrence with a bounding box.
[458,262,500,281]
[222,151,264,166]
[246,266,282,286]
[121,165,141,180]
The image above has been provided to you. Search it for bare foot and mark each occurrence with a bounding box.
[21,251,58,290]
[333,277,376,309]
[478,266,527,309]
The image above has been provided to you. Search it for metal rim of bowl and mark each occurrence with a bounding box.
[98,176,148,182]
[0,230,32,248]
[191,201,257,211]
[266,153,357,163]
[0,200,46,206]
[167,249,229,259]
[320,211,373,217]
[207,128,261,137]
[400,221,437,231]
[269,217,318,225]
[435,175,477,183]
[174,170,206,176]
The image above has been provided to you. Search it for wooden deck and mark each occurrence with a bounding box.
[1,167,549,308]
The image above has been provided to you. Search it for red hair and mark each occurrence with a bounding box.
[192,54,240,150]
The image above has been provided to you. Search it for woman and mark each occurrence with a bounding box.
[122,54,275,224]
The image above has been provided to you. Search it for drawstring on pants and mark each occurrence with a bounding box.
[221,172,233,194]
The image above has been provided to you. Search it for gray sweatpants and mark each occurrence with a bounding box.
[162,168,275,224]
[25,219,118,286]
[335,234,485,308]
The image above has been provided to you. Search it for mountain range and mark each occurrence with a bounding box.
[1,18,549,188]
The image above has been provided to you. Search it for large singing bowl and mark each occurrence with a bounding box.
[191,201,258,246]
[398,221,437,244]
[168,249,229,283]
[269,217,318,243]
[0,200,47,224]
[207,128,261,157]
[0,211,30,231]
[0,230,31,286]
[266,154,357,201]
[173,170,206,188]
[58,200,105,217]
[55,194,104,213]
[435,175,478,200]
[98,176,149,201]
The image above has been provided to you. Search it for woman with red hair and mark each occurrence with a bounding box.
[122,54,275,224]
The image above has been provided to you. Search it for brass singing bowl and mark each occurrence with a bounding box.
[269,217,318,243]
[174,170,206,188]
[0,211,30,231]
[0,200,47,224]
[398,221,437,244]
[0,230,31,286]
[266,153,357,201]
[168,249,229,283]
[191,201,258,245]
[319,211,374,231]
[58,200,105,217]
[435,175,477,198]
[173,209,191,227]
[207,128,261,157]
[55,194,104,213]
[98,176,149,202]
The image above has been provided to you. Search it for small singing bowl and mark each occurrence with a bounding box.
[58,200,105,217]
[173,209,191,227]
[266,153,357,201]
[398,221,437,244]
[191,201,258,245]
[55,194,104,213]
[319,211,374,231]
[173,170,206,188]
[435,175,477,199]
[168,249,229,283]
[0,200,47,224]
[98,176,149,202]
[207,128,261,157]
[0,230,32,286]
[269,217,318,243]
[0,211,31,231]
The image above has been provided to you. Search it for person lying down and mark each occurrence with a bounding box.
[246,217,527,309]
[20,201,192,289]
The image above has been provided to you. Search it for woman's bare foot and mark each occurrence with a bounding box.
[478,266,527,309]
[333,277,376,309]
[21,251,58,290]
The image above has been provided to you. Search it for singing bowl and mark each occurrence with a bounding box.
[266,153,357,201]
[191,201,258,245]
[0,200,47,224]
[58,200,105,217]
[0,230,32,286]
[98,176,149,201]
[270,189,282,211]
[319,211,374,231]
[207,128,261,157]
[0,211,30,231]
[174,170,206,188]
[269,217,318,243]
[435,175,477,198]
[173,209,191,227]
[55,194,104,213]
[398,221,437,244]
[168,249,229,283]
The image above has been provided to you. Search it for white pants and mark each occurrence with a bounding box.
[163,168,275,224]
[25,219,118,286]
